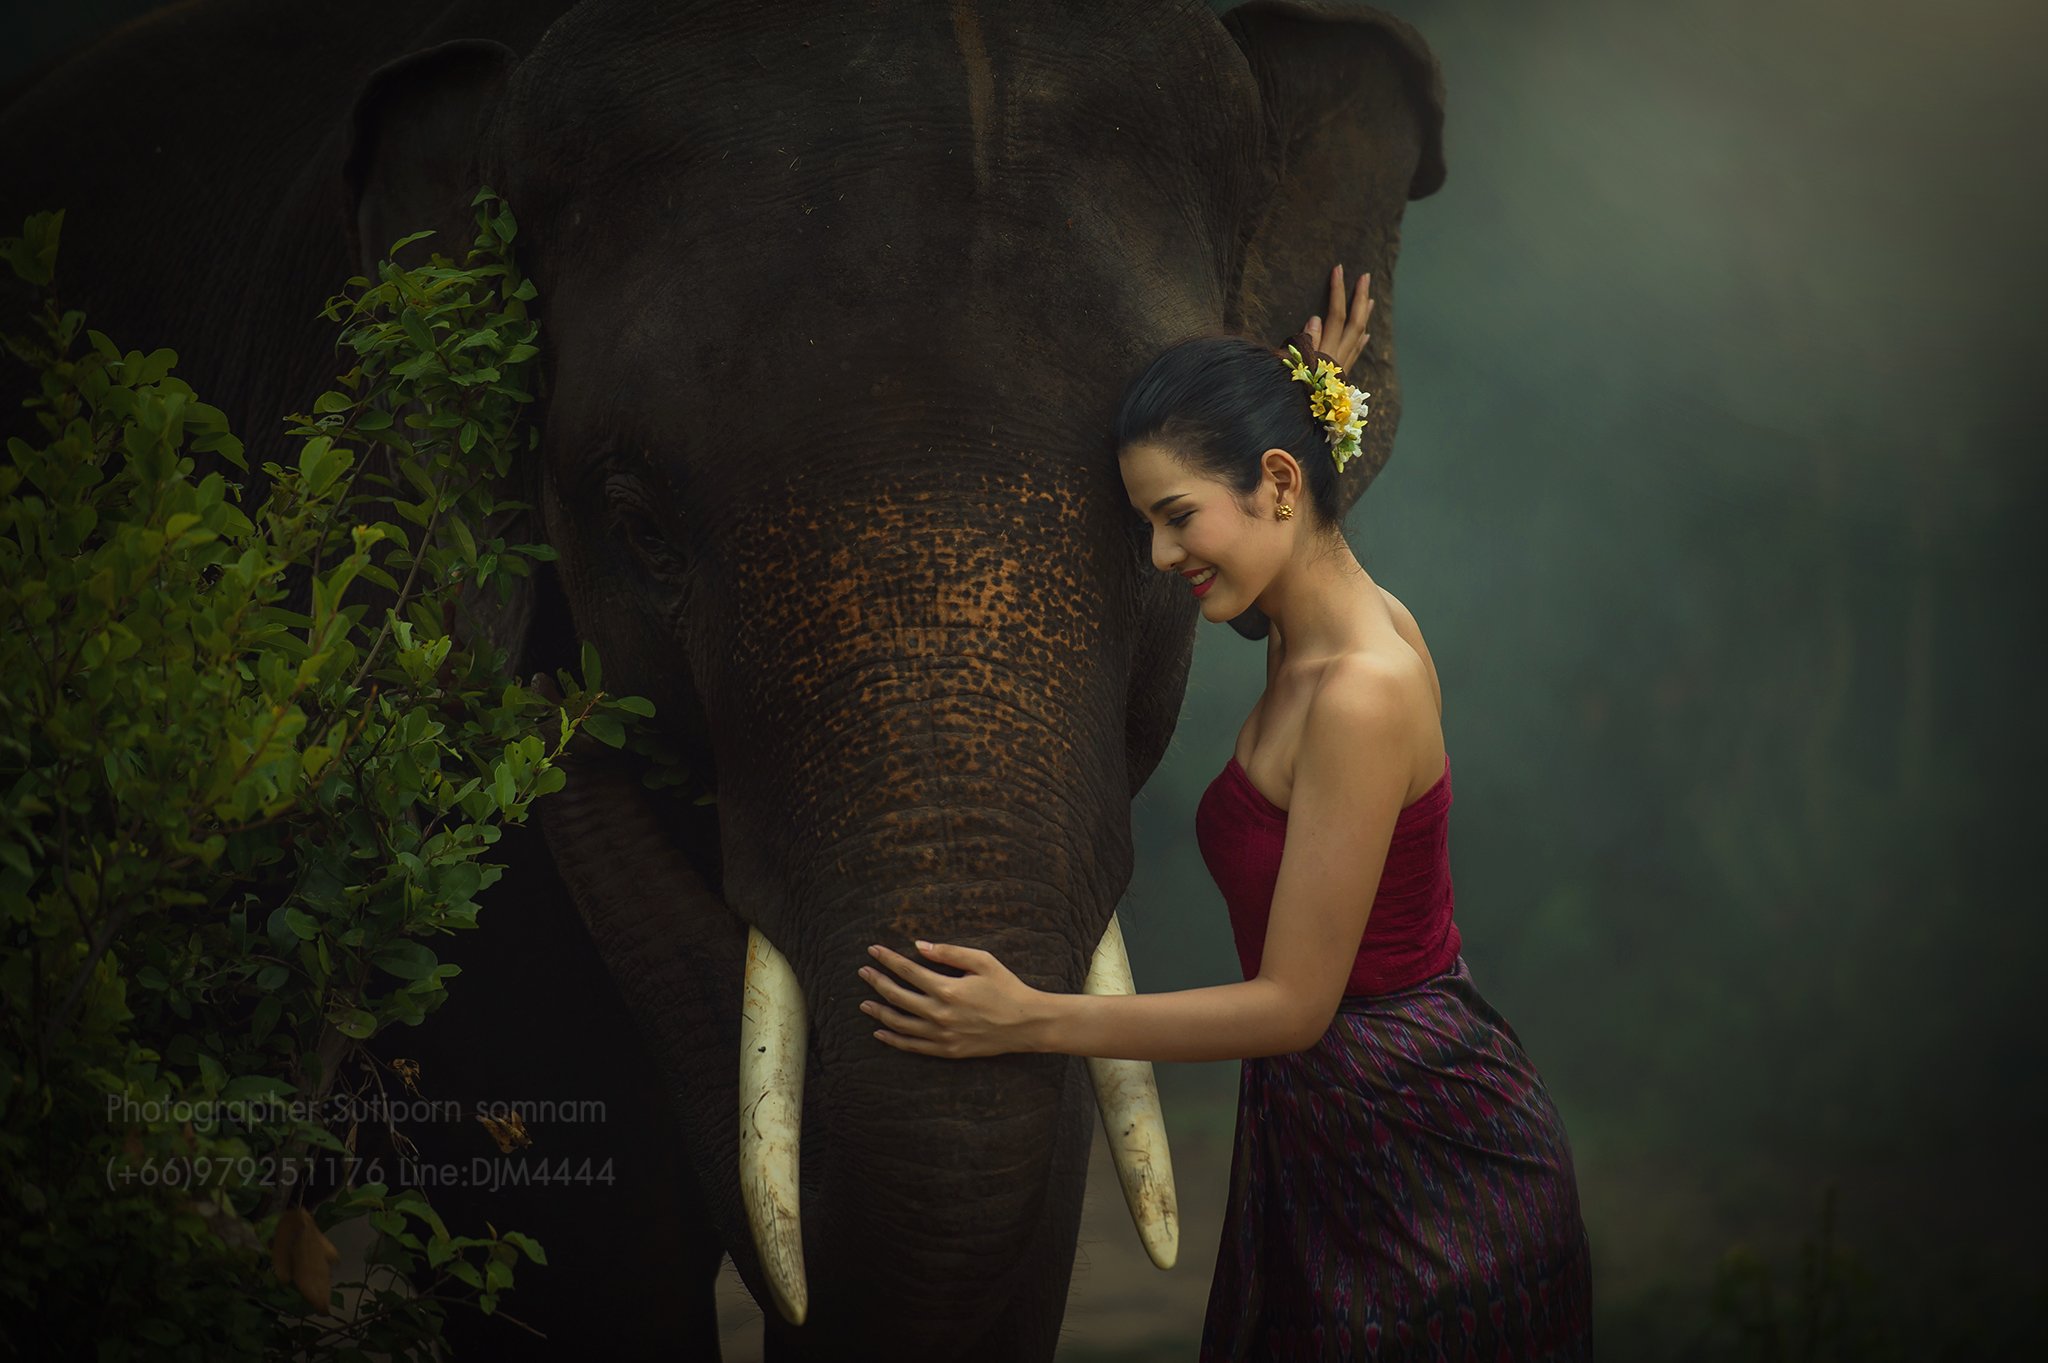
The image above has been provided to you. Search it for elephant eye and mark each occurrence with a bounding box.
[602,470,681,575]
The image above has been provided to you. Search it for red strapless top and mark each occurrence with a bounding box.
[1195,749,1460,996]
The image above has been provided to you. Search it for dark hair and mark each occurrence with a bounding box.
[1113,331,1346,532]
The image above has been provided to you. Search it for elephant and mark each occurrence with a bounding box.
[0,0,1445,1357]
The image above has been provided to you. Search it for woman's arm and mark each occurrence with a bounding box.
[1031,976,1316,1061]
[859,945,1315,1061]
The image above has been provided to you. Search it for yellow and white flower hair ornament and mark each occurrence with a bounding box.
[1278,333,1370,475]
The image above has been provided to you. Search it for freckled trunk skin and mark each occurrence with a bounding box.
[545,459,1144,1358]
[698,459,1138,936]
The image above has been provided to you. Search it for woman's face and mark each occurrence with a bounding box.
[1120,440,1289,620]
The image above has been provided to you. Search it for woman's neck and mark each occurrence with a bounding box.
[1258,531,1375,668]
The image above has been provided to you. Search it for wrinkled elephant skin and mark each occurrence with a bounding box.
[0,1,1444,1357]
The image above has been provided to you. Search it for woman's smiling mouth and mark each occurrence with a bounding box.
[1187,567,1217,596]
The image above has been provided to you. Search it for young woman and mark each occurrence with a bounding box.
[854,265,1593,1358]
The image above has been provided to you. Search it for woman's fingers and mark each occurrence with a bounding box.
[874,1028,946,1056]
[1306,267,1375,371]
[864,999,941,1038]
[1342,266,1371,323]
[860,963,938,1014]
[867,944,956,994]
[1338,273,1373,366]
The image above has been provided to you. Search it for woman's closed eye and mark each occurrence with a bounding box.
[1131,511,1193,533]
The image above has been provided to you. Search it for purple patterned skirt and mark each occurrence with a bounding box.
[1199,955,1593,1361]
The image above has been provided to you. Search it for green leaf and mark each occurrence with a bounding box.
[501,1230,548,1265]
[224,1074,294,1101]
[1,209,61,285]
[283,907,319,941]
[251,993,283,1042]
[372,940,440,981]
[400,307,434,353]
[332,1007,378,1039]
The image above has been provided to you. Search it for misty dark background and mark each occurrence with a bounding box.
[5,0,2042,1357]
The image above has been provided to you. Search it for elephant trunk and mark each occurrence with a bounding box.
[738,913,1177,1330]
[687,470,1175,1350]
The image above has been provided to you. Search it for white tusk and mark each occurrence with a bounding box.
[739,925,809,1325]
[1082,912,1180,1269]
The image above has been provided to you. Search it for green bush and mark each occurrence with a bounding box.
[0,191,648,1360]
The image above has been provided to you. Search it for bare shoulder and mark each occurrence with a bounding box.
[1292,655,1427,791]
[1310,646,1409,720]
[1376,585,1442,720]
[1307,653,1422,734]
[1304,649,1441,805]
[1302,650,1417,749]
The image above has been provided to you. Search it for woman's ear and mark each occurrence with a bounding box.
[1262,447,1302,507]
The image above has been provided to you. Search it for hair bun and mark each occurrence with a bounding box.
[1278,330,1338,374]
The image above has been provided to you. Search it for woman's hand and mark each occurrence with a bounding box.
[1304,263,1374,373]
[857,941,1050,1059]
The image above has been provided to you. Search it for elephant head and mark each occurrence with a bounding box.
[341,0,1444,1355]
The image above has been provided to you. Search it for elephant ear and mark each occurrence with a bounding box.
[339,39,540,667]
[341,38,517,278]
[1217,0,1447,640]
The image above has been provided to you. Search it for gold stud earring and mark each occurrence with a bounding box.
[1275,502,1293,521]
